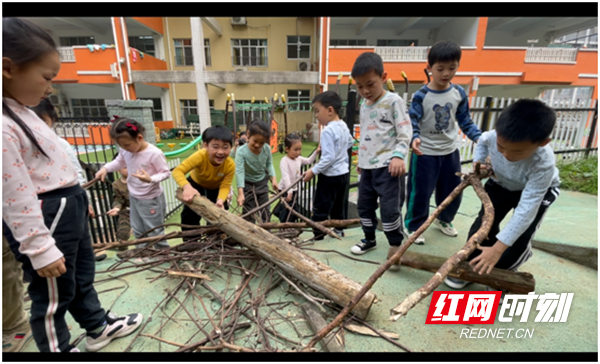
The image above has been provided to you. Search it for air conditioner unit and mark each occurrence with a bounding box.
[297,61,310,72]
[231,17,247,26]
[49,94,65,106]
[234,67,248,72]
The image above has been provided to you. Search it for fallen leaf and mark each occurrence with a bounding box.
[344,323,399,340]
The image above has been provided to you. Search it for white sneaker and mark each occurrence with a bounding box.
[85,312,143,352]
[434,219,458,237]
[409,231,425,245]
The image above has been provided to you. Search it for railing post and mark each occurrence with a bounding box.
[481,96,494,132]
[585,102,598,159]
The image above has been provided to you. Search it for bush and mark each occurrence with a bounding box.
[557,156,598,195]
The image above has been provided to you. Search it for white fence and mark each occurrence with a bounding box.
[58,47,76,62]
[375,46,429,62]
[161,157,183,218]
[525,47,578,64]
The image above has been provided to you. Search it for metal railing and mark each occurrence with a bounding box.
[58,47,75,62]
[525,47,578,63]
[232,56,268,67]
[175,55,194,66]
[374,46,429,62]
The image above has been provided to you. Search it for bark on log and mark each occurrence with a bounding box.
[176,189,376,320]
[301,303,345,352]
[398,251,535,294]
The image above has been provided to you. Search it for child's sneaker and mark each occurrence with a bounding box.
[444,276,471,289]
[2,321,33,352]
[85,312,143,352]
[332,229,345,238]
[350,239,377,255]
[387,246,401,271]
[409,231,425,245]
[434,219,458,237]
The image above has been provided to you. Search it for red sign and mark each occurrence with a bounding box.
[425,291,503,324]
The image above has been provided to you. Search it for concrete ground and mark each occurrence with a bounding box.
[18,186,598,355]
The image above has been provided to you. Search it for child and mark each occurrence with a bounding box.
[2,17,142,352]
[172,125,235,230]
[275,134,320,223]
[235,120,279,223]
[349,52,412,271]
[444,99,561,293]
[106,166,131,250]
[96,117,171,249]
[404,40,482,244]
[303,91,353,239]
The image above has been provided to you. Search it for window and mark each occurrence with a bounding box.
[209,100,215,110]
[204,39,211,67]
[287,36,311,59]
[330,39,367,46]
[552,26,598,49]
[231,39,268,67]
[236,100,266,122]
[60,36,95,46]
[376,39,418,46]
[128,36,155,56]
[174,39,193,66]
[180,99,197,125]
[287,90,311,112]
[71,99,108,118]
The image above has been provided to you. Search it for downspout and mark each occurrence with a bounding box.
[325,17,330,91]
[121,17,134,99]
[165,17,178,125]
[319,17,325,91]
[111,17,127,100]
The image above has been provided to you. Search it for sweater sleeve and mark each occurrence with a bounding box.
[2,130,64,270]
[59,138,87,186]
[235,147,246,189]
[102,151,127,173]
[217,160,235,201]
[149,151,171,184]
[172,150,203,188]
[391,97,412,160]
[265,144,276,178]
[408,91,424,143]
[455,86,482,142]
[279,157,292,194]
[473,131,492,163]
[311,129,335,175]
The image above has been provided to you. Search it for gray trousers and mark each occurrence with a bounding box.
[129,193,169,249]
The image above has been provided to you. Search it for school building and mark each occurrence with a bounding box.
[22,16,598,134]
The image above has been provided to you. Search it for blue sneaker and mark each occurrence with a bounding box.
[444,276,471,289]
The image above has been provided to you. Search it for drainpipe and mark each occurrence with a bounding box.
[325,17,330,91]
[111,17,127,100]
[121,17,135,99]
[165,17,178,125]
[318,17,325,91]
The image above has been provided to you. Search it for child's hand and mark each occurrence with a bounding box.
[132,169,152,183]
[303,169,315,183]
[237,190,245,207]
[88,204,95,218]
[285,193,293,202]
[271,178,279,192]
[37,257,66,278]
[107,207,121,216]
[215,199,225,209]
[470,241,508,275]
[182,184,200,203]
[388,157,406,177]
[95,167,108,182]
[316,144,321,154]
[411,138,423,156]
[227,189,233,205]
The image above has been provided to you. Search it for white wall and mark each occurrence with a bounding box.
[476,85,545,99]
[437,18,479,46]
[49,29,115,46]
[485,29,553,47]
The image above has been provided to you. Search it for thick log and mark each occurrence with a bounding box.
[531,240,597,270]
[301,303,344,352]
[398,251,535,294]
[176,189,376,320]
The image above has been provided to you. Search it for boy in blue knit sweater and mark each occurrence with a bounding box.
[405,40,482,244]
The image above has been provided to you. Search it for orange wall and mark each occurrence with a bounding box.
[154,121,174,129]
[64,127,113,146]
[129,52,168,72]
[56,48,119,84]
[327,48,598,88]
[132,17,164,35]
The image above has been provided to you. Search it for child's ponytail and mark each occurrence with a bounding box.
[2,101,49,159]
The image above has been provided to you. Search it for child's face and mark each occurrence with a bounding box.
[496,135,550,162]
[354,70,387,104]
[427,60,459,91]
[120,167,128,179]
[3,51,60,107]
[248,134,267,155]
[286,140,303,159]
[41,114,53,128]
[204,139,232,166]
[116,134,144,154]
[312,102,334,126]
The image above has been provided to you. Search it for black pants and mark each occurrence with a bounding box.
[180,176,229,231]
[312,173,349,239]
[358,167,406,246]
[405,149,462,232]
[273,191,302,223]
[3,185,106,352]
[466,179,560,270]
[242,176,270,224]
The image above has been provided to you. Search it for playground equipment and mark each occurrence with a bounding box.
[155,127,161,142]
[167,143,176,151]
[163,135,203,157]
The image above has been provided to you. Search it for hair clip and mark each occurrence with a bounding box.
[126,122,138,131]
[110,115,120,123]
